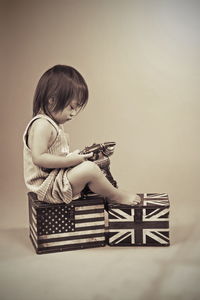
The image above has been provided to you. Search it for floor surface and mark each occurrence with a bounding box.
[1,194,200,300]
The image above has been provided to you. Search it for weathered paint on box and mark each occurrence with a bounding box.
[28,192,106,254]
[108,193,170,246]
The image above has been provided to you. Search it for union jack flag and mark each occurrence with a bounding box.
[28,193,106,254]
[108,193,170,246]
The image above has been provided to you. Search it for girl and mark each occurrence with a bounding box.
[23,65,141,205]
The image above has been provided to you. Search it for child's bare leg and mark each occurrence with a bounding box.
[67,161,140,205]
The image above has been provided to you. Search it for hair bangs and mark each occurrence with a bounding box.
[74,82,89,109]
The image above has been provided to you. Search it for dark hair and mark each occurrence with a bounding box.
[33,65,89,117]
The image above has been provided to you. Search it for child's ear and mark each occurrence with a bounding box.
[48,98,56,110]
[48,98,54,105]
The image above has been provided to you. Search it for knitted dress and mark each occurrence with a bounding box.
[23,114,73,204]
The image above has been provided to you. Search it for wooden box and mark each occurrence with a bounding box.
[28,192,106,254]
[107,193,170,246]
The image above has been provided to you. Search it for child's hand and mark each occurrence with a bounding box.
[67,150,93,166]
[82,152,94,160]
[72,149,93,159]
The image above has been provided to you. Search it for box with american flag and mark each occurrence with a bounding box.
[107,193,170,247]
[28,192,106,254]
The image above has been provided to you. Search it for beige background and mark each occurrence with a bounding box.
[1,0,200,299]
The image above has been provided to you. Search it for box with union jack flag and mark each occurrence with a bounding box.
[107,193,170,247]
[28,192,106,254]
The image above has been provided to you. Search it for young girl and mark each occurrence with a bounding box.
[23,65,141,205]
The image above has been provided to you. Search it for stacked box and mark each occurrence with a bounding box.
[28,192,106,254]
[107,193,170,246]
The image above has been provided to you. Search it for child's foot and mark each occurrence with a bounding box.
[108,191,141,206]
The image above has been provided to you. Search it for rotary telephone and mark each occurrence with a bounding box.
[80,142,118,195]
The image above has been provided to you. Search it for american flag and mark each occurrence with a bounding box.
[28,193,106,254]
[108,193,170,246]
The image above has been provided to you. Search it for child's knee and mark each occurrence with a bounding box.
[81,160,101,178]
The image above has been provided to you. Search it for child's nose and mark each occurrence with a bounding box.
[71,109,77,116]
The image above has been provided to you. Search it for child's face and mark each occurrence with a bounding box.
[51,99,80,124]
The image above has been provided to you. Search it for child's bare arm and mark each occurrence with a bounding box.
[29,120,91,169]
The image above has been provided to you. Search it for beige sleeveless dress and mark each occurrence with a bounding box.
[23,114,73,204]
